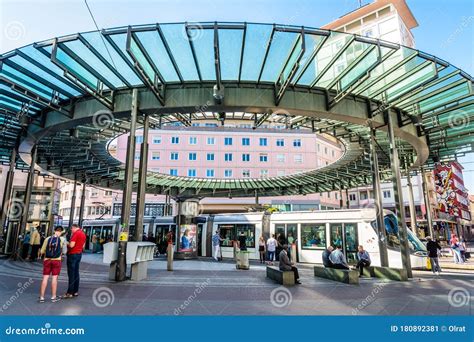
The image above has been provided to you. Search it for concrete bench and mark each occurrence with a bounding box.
[359,266,408,281]
[266,266,295,286]
[314,265,359,284]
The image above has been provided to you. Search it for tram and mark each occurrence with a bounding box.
[81,208,427,268]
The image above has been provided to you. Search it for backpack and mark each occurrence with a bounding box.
[45,236,62,259]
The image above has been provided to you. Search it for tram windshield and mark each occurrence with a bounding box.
[371,213,426,253]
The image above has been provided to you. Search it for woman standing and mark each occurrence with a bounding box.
[258,236,266,264]
[450,234,463,264]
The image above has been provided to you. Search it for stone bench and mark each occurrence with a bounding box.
[314,265,359,284]
[368,266,408,281]
[266,266,295,286]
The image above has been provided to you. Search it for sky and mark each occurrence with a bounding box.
[0,0,473,188]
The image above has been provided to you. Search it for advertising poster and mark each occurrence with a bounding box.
[178,224,196,252]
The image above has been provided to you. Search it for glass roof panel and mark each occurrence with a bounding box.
[293,33,327,84]
[55,47,103,90]
[190,27,216,81]
[240,23,273,81]
[218,29,243,80]
[315,40,370,88]
[385,62,436,101]
[81,31,142,86]
[9,55,80,97]
[260,30,299,82]
[128,35,157,83]
[134,30,179,82]
[159,23,199,81]
[63,40,123,87]
[108,33,136,66]
[338,46,382,91]
[418,82,471,113]
[1,63,56,99]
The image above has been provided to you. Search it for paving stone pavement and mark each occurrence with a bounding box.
[0,254,472,316]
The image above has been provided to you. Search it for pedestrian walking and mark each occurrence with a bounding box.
[63,224,86,299]
[212,230,223,261]
[258,236,266,264]
[21,231,31,260]
[29,226,41,261]
[450,234,463,264]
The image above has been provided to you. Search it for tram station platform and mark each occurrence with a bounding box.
[0,254,472,316]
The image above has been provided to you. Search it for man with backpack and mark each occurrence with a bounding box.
[38,226,65,303]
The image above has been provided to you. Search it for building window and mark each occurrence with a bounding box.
[207,153,215,161]
[224,169,233,178]
[293,139,301,147]
[188,169,197,177]
[224,153,233,162]
[242,154,250,162]
[206,169,215,178]
[242,170,250,178]
[151,152,160,160]
[259,153,268,162]
[224,137,233,146]
[189,136,197,145]
[242,137,250,146]
[294,154,303,163]
[207,137,215,145]
[135,136,143,144]
[349,193,356,201]
[276,139,284,147]
[171,136,179,144]
[104,191,113,196]
[205,123,218,127]
[152,136,161,144]
[324,147,328,154]
[90,189,98,198]
[188,152,197,161]
[276,154,285,162]
[134,152,140,160]
[170,169,178,176]
[317,144,320,152]
[259,138,267,146]
[170,152,179,160]
[260,169,268,178]
[383,190,391,199]
[332,150,335,157]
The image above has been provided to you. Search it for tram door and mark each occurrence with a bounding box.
[330,223,358,264]
[155,224,171,254]
[275,224,298,261]
[83,226,92,251]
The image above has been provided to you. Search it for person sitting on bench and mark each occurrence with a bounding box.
[279,244,301,284]
[355,245,371,277]
[322,245,334,268]
[329,245,349,270]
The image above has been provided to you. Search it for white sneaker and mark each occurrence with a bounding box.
[436,271,440,275]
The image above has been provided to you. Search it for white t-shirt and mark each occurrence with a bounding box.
[267,238,277,252]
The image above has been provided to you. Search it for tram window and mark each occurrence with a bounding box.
[301,224,326,249]
[287,224,297,244]
[275,224,285,237]
[330,224,344,247]
[217,224,256,248]
[218,225,234,247]
[236,224,255,248]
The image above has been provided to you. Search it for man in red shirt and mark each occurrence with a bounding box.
[63,224,86,299]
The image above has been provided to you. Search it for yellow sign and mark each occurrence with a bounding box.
[119,232,128,241]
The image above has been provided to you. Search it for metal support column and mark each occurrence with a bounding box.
[421,167,435,238]
[78,182,86,227]
[0,148,17,237]
[345,189,350,209]
[13,145,37,259]
[386,111,412,277]
[406,169,419,238]
[68,174,78,229]
[116,88,139,281]
[134,114,150,242]
[370,128,389,267]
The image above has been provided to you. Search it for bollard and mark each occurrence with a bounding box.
[167,243,173,271]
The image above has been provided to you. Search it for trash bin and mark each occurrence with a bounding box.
[236,250,250,270]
